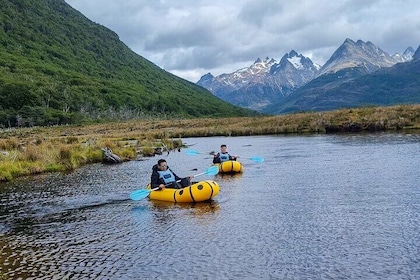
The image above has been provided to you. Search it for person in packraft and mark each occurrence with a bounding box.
[151,159,192,189]
[213,144,237,164]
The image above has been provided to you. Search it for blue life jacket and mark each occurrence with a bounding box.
[158,169,176,184]
[219,152,230,162]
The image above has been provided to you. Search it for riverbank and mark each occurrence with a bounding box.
[1,104,419,183]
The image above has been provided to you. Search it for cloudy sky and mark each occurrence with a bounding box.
[65,0,420,82]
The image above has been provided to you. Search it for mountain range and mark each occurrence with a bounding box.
[197,39,419,114]
[1,0,418,125]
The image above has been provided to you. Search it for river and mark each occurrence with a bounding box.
[1,133,419,279]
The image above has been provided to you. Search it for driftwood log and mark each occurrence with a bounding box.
[101,147,122,164]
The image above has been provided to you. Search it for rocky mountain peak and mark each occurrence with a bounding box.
[201,72,214,80]
[276,50,321,72]
[413,45,420,61]
[404,47,415,57]
[317,38,398,76]
[247,57,277,75]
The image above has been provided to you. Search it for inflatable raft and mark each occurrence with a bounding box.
[146,180,220,202]
[216,160,243,173]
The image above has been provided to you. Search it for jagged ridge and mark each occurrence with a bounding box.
[197,50,320,110]
[197,38,416,113]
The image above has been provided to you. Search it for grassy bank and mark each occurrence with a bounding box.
[1,104,419,183]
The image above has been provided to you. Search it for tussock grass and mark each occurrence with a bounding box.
[0,104,419,183]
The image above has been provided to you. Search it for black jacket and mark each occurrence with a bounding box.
[150,164,181,188]
[212,152,236,164]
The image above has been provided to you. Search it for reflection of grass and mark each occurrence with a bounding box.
[1,104,419,182]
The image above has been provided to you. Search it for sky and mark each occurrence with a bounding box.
[64,0,420,83]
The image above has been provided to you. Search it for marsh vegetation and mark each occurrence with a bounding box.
[1,104,419,182]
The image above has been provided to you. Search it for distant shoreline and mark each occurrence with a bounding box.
[1,104,419,183]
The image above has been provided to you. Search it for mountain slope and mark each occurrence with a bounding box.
[317,39,398,77]
[0,0,254,127]
[264,45,420,114]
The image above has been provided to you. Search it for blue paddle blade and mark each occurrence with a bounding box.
[249,156,264,163]
[205,165,219,176]
[130,189,151,201]
[185,149,200,155]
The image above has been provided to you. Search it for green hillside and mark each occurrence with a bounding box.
[0,0,255,128]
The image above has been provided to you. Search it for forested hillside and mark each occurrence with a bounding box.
[0,0,254,128]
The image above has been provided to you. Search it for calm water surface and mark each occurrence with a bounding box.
[1,133,419,279]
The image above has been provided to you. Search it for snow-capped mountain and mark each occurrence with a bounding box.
[197,57,277,97]
[264,42,420,114]
[392,47,415,62]
[197,38,415,112]
[197,51,319,110]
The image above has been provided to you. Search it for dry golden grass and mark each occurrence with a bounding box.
[1,104,419,183]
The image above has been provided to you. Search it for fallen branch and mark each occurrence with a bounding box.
[101,147,122,164]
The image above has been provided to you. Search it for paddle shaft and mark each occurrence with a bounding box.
[163,170,209,187]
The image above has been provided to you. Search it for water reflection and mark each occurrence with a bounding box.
[0,133,419,279]
[215,172,243,180]
[149,199,220,214]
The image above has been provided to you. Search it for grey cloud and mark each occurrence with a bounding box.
[65,0,420,82]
